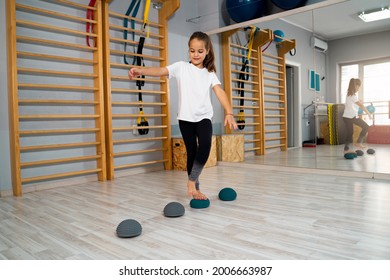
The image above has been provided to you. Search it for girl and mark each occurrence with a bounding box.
[128,31,238,200]
[342,78,372,153]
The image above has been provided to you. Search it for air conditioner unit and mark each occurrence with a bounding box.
[310,36,328,52]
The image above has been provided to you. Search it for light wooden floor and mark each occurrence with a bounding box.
[245,144,390,179]
[1,160,390,260]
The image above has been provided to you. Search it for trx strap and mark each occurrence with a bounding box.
[86,0,97,47]
[126,0,151,134]
[123,0,141,65]
[135,37,149,135]
[237,26,257,130]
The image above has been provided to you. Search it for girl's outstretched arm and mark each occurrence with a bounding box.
[128,67,169,80]
[213,84,238,130]
[356,100,373,119]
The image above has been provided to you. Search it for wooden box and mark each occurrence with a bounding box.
[172,136,217,171]
[216,134,244,162]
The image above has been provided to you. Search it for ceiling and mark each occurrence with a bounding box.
[282,0,390,40]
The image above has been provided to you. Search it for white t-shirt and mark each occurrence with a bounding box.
[166,61,221,122]
[343,95,359,118]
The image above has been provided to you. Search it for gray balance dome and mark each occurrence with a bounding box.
[163,201,185,217]
[116,219,142,238]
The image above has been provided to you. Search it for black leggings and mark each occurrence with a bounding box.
[343,116,369,151]
[179,119,212,186]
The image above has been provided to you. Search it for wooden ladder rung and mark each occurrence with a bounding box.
[109,24,163,39]
[113,125,168,131]
[19,99,98,105]
[114,148,167,157]
[110,37,164,50]
[264,92,284,96]
[17,68,97,78]
[264,83,284,89]
[17,36,96,51]
[19,128,100,135]
[245,147,260,152]
[17,51,96,64]
[264,99,283,103]
[16,3,94,24]
[17,19,95,38]
[113,136,168,145]
[110,88,165,94]
[110,50,163,62]
[114,159,168,170]
[264,114,286,118]
[232,78,259,85]
[111,101,166,106]
[19,114,99,120]
[21,155,101,168]
[18,84,97,91]
[112,113,166,119]
[265,144,285,149]
[20,142,100,152]
[263,68,284,74]
[108,11,163,28]
[265,122,286,125]
[233,105,258,110]
[263,53,283,60]
[232,88,258,94]
[21,168,101,184]
[245,139,260,143]
[265,137,286,141]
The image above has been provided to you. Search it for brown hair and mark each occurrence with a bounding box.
[347,78,361,96]
[188,31,216,73]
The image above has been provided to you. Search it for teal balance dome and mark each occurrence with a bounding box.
[218,187,237,201]
[190,199,210,209]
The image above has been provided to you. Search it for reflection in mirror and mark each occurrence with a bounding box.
[311,0,390,177]
[223,0,390,178]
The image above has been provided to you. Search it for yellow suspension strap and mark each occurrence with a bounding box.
[136,0,152,135]
[237,26,258,130]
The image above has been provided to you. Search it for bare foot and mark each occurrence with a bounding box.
[354,143,366,148]
[187,180,207,200]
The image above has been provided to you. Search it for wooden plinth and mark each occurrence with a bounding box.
[216,134,244,162]
[172,136,217,171]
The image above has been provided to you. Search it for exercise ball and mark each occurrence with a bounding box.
[226,0,265,23]
[273,29,284,42]
[367,105,375,113]
[271,0,308,10]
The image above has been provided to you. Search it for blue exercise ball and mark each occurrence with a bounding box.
[273,29,284,42]
[271,0,308,10]
[226,0,265,23]
[367,105,375,113]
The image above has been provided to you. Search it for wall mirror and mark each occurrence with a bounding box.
[211,0,390,177]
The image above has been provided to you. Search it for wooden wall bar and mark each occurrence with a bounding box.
[6,0,107,196]
[102,0,179,179]
[221,27,295,155]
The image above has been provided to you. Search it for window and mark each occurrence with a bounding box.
[340,59,390,125]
